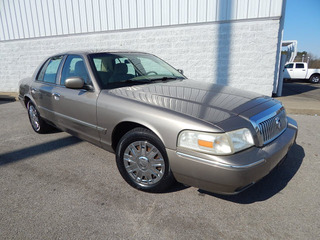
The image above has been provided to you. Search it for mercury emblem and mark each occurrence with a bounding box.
[275,117,281,129]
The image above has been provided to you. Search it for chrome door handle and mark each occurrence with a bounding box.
[52,93,60,100]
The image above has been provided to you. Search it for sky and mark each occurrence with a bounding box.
[283,0,320,57]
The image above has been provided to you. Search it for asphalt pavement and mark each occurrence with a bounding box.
[276,80,320,115]
[0,100,319,239]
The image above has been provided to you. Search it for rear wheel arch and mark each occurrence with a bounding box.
[24,96,31,108]
[24,97,40,114]
[26,101,53,133]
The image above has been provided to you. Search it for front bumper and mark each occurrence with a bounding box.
[168,117,298,194]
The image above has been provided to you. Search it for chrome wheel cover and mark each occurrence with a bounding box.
[123,141,165,186]
[28,104,40,131]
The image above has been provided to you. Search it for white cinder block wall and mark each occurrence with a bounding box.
[0,19,280,95]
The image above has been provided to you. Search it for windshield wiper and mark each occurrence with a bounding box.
[149,76,178,81]
[122,76,180,85]
[121,79,152,86]
[124,78,149,83]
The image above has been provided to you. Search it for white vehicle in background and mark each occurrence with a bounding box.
[283,62,320,83]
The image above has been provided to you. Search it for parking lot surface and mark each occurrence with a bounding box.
[0,101,319,239]
[277,80,320,115]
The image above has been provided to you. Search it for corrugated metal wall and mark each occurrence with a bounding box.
[0,0,284,41]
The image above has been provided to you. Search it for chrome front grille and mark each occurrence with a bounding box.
[258,109,287,144]
[250,104,288,146]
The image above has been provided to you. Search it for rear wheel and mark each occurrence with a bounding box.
[309,74,320,83]
[27,101,53,134]
[116,127,175,192]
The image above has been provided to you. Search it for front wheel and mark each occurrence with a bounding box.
[116,128,175,192]
[309,74,320,83]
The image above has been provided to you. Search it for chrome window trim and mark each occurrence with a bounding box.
[56,55,68,85]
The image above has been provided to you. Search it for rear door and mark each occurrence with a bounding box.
[50,54,100,145]
[294,63,307,79]
[31,55,64,121]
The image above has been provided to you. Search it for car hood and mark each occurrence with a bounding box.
[106,79,273,124]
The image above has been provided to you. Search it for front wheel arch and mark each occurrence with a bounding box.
[111,121,164,152]
[112,122,148,151]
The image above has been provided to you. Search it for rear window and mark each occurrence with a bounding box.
[36,60,50,81]
[36,56,63,83]
[295,63,305,69]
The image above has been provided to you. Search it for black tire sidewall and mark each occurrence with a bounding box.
[310,75,320,83]
[116,128,174,192]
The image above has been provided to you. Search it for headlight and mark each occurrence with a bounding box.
[178,128,254,155]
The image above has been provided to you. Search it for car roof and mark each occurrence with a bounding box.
[55,49,150,56]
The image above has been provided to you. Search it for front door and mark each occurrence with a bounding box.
[283,63,294,79]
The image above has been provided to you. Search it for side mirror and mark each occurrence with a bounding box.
[177,69,184,75]
[65,77,85,89]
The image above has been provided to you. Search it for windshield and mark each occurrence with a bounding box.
[88,52,185,88]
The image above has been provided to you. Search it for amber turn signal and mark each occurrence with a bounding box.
[198,139,213,148]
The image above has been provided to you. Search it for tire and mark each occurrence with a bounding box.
[116,127,175,193]
[309,74,320,83]
[27,101,53,134]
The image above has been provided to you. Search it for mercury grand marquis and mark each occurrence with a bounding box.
[19,50,298,194]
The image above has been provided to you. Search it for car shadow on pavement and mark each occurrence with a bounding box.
[197,143,304,204]
[165,182,190,193]
[0,136,82,166]
[0,98,16,105]
[282,80,319,97]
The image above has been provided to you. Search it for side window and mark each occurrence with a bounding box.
[36,60,50,81]
[60,55,90,86]
[42,56,63,83]
[285,63,294,69]
[296,63,305,69]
